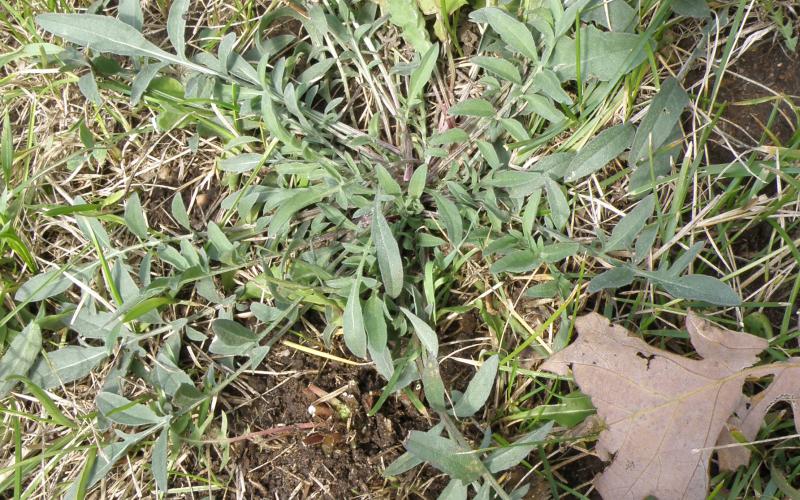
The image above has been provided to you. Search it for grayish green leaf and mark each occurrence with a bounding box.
[500,118,530,141]
[153,352,194,397]
[588,266,635,293]
[172,383,205,408]
[604,194,655,252]
[634,223,659,264]
[401,308,438,357]
[471,56,521,84]
[628,123,682,193]
[372,206,404,298]
[563,123,634,182]
[375,164,402,196]
[583,0,636,31]
[488,171,547,198]
[672,0,710,18]
[530,151,577,179]
[217,32,237,73]
[405,432,484,483]
[385,0,431,53]
[218,152,262,173]
[124,192,148,239]
[524,280,560,298]
[651,273,741,306]
[540,242,579,263]
[421,353,445,410]
[207,221,234,256]
[167,0,190,58]
[474,482,492,500]
[477,140,501,169]
[384,450,424,477]
[0,43,63,68]
[629,77,690,164]
[531,69,572,105]
[669,242,705,276]
[470,7,538,62]
[0,322,42,397]
[432,192,463,245]
[170,194,191,230]
[268,188,325,237]
[211,319,255,346]
[343,279,367,358]
[364,295,387,353]
[544,177,569,229]
[408,164,427,199]
[554,0,594,38]
[75,429,151,495]
[369,343,394,380]
[384,422,445,477]
[522,94,566,123]
[37,14,175,61]
[261,94,300,151]
[67,309,127,340]
[491,250,540,274]
[525,391,595,427]
[552,26,647,82]
[409,43,439,102]
[299,58,336,85]
[448,98,495,117]
[28,346,107,389]
[158,245,190,270]
[130,62,167,105]
[78,72,102,105]
[96,392,162,426]
[152,428,168,491]
[209,319,257,355]
[484,421,554,473]
[76,213,111,249]
[453,355,498,417]
[117,0,143,31]
[438,479,468,500]
[522,188,541,238]
[15,270,72,302]
[429,128,469,146]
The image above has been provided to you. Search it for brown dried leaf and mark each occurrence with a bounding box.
[716,358,800,470]
[541,312,770,499]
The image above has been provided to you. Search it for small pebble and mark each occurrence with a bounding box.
[196,193,210,208]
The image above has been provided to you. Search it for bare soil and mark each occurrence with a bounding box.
[222,349,445,499]
[708,41,800,163]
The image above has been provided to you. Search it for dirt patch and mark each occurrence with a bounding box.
[707,42,800,163]
[223,349,446,498]
[553,454,606,499]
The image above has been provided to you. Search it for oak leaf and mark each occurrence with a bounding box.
[541,312,799,499]
[716,358,800,470]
